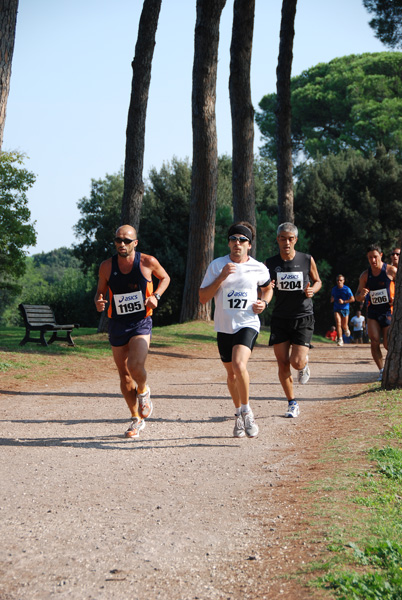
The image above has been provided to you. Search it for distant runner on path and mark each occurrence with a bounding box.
[266,223,322,418]
[95,224,170,439]
[350,310,365,344]
[199,221,272,439]
[355,244,397,382]
[330,274,355,346]
[390,246,400,269]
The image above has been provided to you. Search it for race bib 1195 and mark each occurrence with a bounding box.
[114,291,145,315]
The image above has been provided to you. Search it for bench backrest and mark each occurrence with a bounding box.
[19,304,57,326]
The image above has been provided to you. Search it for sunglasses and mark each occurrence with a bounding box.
[114,237,135,244]
[229,235,250,243]
[391,252,400,256]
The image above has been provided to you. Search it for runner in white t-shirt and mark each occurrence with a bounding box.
[200,222,272,439]
[350,310,365,344]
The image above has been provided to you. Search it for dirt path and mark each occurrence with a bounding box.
[0,341,377,599]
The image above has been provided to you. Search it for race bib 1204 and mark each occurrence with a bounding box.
[114,291,145,315]
[370,288,388,305]
[277,271,303,291]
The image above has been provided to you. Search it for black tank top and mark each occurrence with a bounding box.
[366,263,394,318]
[266,251,313,319]
[107,253,153,321]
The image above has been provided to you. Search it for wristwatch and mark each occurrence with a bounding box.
[153,293,161,301]
[262,300,269,308]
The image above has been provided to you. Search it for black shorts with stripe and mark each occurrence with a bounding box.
[268,314,314,348]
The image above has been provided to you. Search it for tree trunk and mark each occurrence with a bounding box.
[229,0,256,236]
[382,261,402,389]
[0,0,19,153]
[180,0,227,323]
[275,0,297,224]
[121,0,162,230]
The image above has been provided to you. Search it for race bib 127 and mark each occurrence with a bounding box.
[114,291,145,315]
[222,288,253,310]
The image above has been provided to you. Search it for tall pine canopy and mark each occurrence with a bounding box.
[256,52,402,162]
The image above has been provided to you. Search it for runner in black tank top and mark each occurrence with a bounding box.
[108,252,152,322]
[266,223,322,418]
[95,224,170,439]
[355,244,396,382]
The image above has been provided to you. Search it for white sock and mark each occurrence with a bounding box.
[235,407,242,416]
[241,403,250,414]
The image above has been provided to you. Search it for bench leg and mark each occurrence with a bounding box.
[47,332,57,345]
[48,331,75,346]
[39,331,49,346]
[19,331,30,346]
[20,329,47,346]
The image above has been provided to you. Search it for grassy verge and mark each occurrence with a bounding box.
[302,386,402,599]
[0,321,220,355]
[0,322,329,389]
[0,322,329,375]
[0,322,219,379]
[0,324,199,377]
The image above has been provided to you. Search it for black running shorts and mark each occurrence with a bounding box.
[368,311,392,329]
[268,314,314,348]
[217,327,259,363]
[108,316,152,347]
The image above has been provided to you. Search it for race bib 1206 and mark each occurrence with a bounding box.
[114,291,145,315]
[370,288,388,305]
[277,271,303,291]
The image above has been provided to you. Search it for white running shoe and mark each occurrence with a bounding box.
[377,368,384,382]
[345,328,351,337]
[125,417,146,438]
[337,338,344,346]
[233,415,246,438]
[137,386,153,419]
[285,402,300,418]
[298,356,310,384]
[243,411,259,438]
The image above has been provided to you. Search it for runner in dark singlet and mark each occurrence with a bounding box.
[355,244,396,381]
[95,225,170,438]
[266,223,322,418]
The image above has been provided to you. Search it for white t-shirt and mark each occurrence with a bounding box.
[350,315,365,331]
[200,255,271,334]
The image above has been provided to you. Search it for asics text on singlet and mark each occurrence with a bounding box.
[107,253,153,321]
[266,251,313,319]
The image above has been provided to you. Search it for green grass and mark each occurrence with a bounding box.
[0,323,217,374]
[305,387,402,599]
[0,322,327,375]
[0,326,108,354]
[0,322,226,376]
[0,322,220,352]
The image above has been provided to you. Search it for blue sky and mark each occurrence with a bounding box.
[3,0,386,254]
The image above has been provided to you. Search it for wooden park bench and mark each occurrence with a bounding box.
[18,304,80,347]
